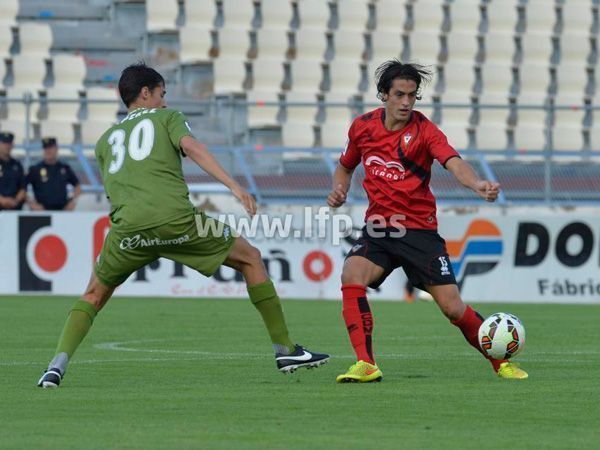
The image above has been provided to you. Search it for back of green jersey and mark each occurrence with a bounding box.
[95,107,195,231]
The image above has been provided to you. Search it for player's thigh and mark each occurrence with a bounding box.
[342,256,387,286]
[156,211,236,277]
[95,228,158,288]
[425,283,466,321]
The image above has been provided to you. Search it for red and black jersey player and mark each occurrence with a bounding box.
[328,60,528,382]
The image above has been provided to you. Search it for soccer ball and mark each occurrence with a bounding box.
[478,312,526,360]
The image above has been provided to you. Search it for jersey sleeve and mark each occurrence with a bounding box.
[339,120,361,169]
[166,110,195,151]
[25,167,36,186]
[427,124,461,167]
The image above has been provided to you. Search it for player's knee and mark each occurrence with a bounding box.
[341,268,365,286]
[242,243,263,267]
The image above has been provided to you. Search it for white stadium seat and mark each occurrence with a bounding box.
[52,54,86,90]
[375,0,407,32]
[412,0,444,32]
[11,55,47,91]
[251,58,285,92]
[217,28,251,59]
[293,28,328,61]
[260,0,293,29]
[184,0,216,28]
[288,60,323,94]
[255,28,289,60]
[486,0,519,33]
[336,0,369,31]
[222,0,254,28]
[18,23,53,57]
[327,60,362,95]
[0,0,18,27]
[179,26,213,63]
[370,30,403,62]
[524,0,557,34]
[332,29,365,62]
[212,58,248,94]
[146,0,178,32]
[246,90,280,128]
[296,0,330,30]
[409,30,442,64]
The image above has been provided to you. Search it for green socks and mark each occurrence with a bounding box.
[248,281,295,353]
[55,300,98,358]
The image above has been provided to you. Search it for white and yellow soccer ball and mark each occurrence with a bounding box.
[478,312,526,360]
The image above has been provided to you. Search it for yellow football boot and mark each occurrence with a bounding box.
[336,360,383,383]
[497,362,529,379]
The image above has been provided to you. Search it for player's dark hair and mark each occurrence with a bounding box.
[118,62,165,107]
[374,60,432,101]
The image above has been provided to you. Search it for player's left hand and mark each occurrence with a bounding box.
[475,180,501,202]
[232,185,257,216]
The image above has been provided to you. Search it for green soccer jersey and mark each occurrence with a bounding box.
[95,107,196,231]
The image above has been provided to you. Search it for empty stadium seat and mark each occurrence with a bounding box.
[519,33,553,65]
[437,92,473,149]
[146,0,178,32]
[213,58,248,94]
[331,29,365,61]
[222,0,255,28]
[246,90,280,128]
[336,0,369,31]
[561,1,593,35]
[254,28,289,60]
[375,0,407,32]
[524,0,557,34]
[288,60,323,93]
[326,60,362,95]
[409,30,442,64]
[411,0,444,32]
[370,30,403,62]
[443,62,476,96]
[81,87,119,145]
[282,91,318,146]
[486,0,519,33]
[179,26,213,63]
[52,54,86,90]
[480,63,515,98]
[555,63,589,99]
[39,120,76,147]
[259,0,293,29]
[217,28,252,59]
[513,94,549,150]
[251,58,285,91]
[448,0,481,33]
[483,33,516,64]
[0,0,18,27]
[476,92,511,150]
[296,0,330,30]
[552,98,585,151]
[184,0,216,27]
[559,34,591,66]
[4,88,39,122]
[45,88,80,122]
[446,31,479,62]
[18,23,53,57]
[517,64,551,102]
[11,55,47,90]
[292,28,328,61]
[0,27,12,57]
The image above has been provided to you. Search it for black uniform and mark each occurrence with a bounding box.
[26,161,80,210]
[0,157,26,210]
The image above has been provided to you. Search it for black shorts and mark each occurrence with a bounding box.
[346,227,457,290]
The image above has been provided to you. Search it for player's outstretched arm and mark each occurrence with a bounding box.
[327,163,354,208]
[180,136,257,215]
[445,157,500,202]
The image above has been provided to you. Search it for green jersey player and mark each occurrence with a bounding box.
[37,63,329,388]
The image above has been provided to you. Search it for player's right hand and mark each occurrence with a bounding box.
[327,184,347,208]
[232,185,257,216]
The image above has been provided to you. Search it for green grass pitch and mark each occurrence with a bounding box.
[1,296,598,450]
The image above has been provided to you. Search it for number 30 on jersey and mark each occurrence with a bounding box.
[107,118,155,174]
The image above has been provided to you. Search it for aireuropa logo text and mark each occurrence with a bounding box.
[119,234,190,250]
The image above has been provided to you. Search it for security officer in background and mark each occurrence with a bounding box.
[27,137,81,211]
[0,131,26,210]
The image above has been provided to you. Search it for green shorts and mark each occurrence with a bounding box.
[95,211,236,287]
